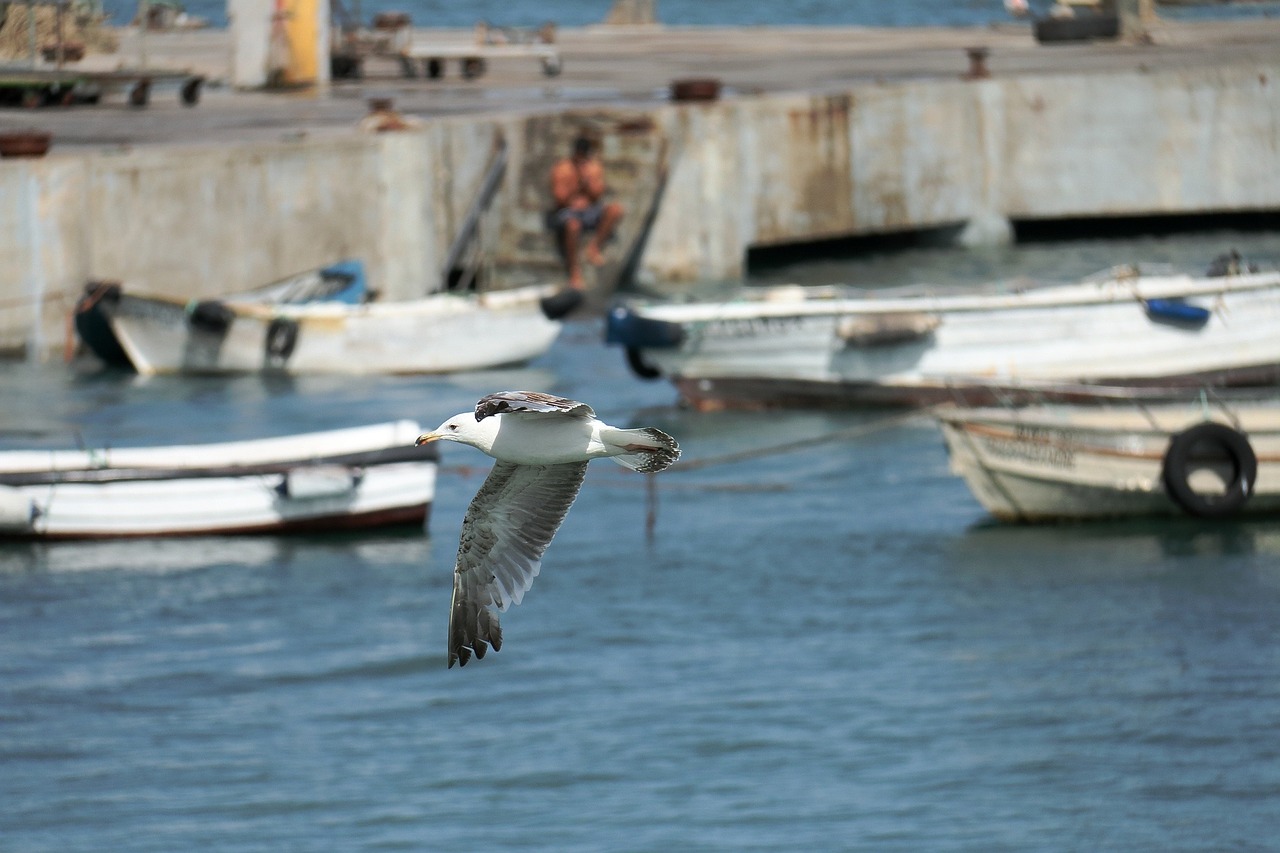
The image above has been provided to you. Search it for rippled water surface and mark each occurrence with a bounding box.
[4,230,1280,851]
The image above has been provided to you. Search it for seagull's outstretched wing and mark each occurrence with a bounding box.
[475,391,595,421]
[449,460,589,667]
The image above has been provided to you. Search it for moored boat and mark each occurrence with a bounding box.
[75,262,566,375]
[75,260,369,369]
[935,389,1280,522]
[0,421,438,539]
[606,257,1280,410]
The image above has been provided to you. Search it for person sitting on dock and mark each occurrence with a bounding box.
[548,135,624,290]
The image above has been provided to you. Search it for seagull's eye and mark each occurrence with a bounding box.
[448,423,459,431]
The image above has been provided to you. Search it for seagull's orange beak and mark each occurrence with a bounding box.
[416,432,441,446]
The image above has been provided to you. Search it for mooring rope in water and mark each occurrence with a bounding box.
[647,406,934,540]
[666,407,938,473]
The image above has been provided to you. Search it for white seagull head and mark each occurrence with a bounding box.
[417,413,498,453]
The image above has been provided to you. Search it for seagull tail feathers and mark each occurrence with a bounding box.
[448,572,503,668]
[606,427,681,474]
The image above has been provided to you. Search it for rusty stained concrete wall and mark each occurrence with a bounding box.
[641,83,995,283]
[0,163,86,358]
[640,62,1280,283]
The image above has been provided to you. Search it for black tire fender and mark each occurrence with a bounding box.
[539,288,584,321]
[128,78,151,108]
[188,300,235,334]
[1161,422,1257,518]
[265,317,299,362]
[180,77,203,106]
[625,346,662,380]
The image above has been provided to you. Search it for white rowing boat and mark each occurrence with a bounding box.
[76,265,566,376]
[0,421,437,539]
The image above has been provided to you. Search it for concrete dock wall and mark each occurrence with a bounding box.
[1,60,1277,357]
[642,63,1279,282]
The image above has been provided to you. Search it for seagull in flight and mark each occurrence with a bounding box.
[417,391,680,667]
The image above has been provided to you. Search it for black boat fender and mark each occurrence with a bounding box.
[1161,422,1257,518]
[540,288,584,320]
[624,346,662,380]
[188,300,235,334]
[265,316,300,362]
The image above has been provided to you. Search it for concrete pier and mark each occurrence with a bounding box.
[1,19,1279,357]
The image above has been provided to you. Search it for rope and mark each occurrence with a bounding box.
[666,407,936,473]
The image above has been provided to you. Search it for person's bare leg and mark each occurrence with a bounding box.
[585,202,624,266]
[563,218,585,288]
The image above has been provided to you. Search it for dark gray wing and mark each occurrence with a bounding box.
[449,460,589,668]
[474,391,595,422]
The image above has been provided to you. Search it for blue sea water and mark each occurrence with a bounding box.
[3,230,1280,851]
[101,0,1280,33]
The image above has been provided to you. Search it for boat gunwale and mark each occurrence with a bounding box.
[625,270,1280,323]
[937,402,1280,445]
[108,282,561,319]
[0,444,438,487]
[937,407,1280,487]
[0,420,435,478]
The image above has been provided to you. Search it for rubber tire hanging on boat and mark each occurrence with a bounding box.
[1160,422,1257,518]
[188,300,235,334]
[128,79,151,108]
[625,346,662,380]
[265,317,300,362]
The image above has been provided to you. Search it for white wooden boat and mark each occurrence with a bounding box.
[0,421,438,539]
[76,271,565,376]
[936,390,1280,522]
[606,258,1280,410]
[74,260,370,369]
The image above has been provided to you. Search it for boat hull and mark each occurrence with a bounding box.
[936,399,1280,522]
[0,421,438,539]
[610,269,1280,410]
[673,364,1280,411]
[80,284,562,375]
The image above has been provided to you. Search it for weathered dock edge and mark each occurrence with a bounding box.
[2,59,1277,358]
[645,63,1279,282]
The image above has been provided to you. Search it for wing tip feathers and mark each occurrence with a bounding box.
[448,602,503,669]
